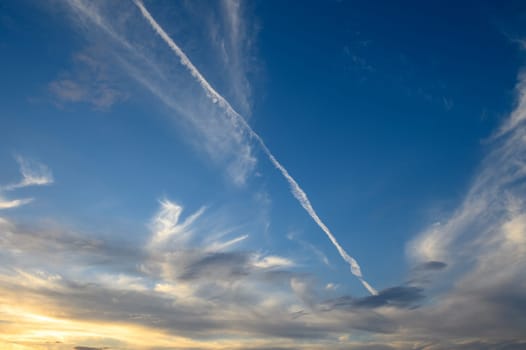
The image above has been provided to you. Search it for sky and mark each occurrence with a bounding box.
[1,0,526,349]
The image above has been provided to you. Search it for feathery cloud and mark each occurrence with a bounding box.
[4,155,53,190]
[132,0,377,295]
[0,197,33,210]
[63,0,257,185]
[0,156,53,210]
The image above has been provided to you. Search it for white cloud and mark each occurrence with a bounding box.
[218,0,254,115]
[148,199,205,249]
[4,155,53,190]
[396,70,526,346]
[252,255,294,269]
[496,70,526,136]
[205,234,248,252]
[408,70,526,268]
[0,156,53,210]
[95,273,148,292]
[0,197,33,210]
[325,283,338,290]
[287,231,330,266]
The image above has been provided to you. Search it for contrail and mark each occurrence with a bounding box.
[133,0,377,295]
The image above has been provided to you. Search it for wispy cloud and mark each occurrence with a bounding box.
[148,199,205,248]
[4,155,53,190]
[49,47,127,109]
[0,156,53,210]
[287,231,330,266]
[0,197,33,210]
[395,69,526,347]
[132,0,377,295]
[408,71,526,266]
[217,0,256,115]
[496,70,526,136]
[205,233,248,252]
[252,255,294,269]
[67,0,256,185]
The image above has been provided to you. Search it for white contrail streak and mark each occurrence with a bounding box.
[133,0,377,295]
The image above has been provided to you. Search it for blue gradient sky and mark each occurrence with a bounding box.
[1,1,526,349]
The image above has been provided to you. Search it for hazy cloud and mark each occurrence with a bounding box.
[49,47,127,109]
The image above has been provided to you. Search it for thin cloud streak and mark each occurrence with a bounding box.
[133,0,377,295]
[0,197,33,210]
[3,155,54,191]
[206,234,248,252]
[0,156,53,210]
[287,232,331,266]
[219,0,254,115]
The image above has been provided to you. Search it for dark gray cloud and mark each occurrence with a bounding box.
[454,341,526,350]
[324,285,425,310]
[178,251,251,281]
[353,286,424,308]
[338,346,397,350]
[0,217,145,276]
[419,261,447,271]
[410,341,526,350]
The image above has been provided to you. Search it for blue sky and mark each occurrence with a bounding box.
[1,1,526,349]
